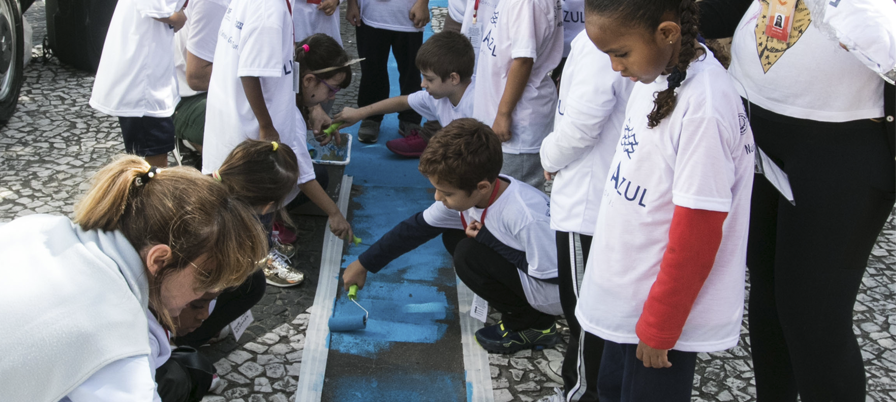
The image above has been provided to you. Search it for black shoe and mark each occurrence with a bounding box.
[475,321,560,354]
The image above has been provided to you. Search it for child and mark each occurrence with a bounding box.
[575,0,754,400]
[538,29,633,400]
[204,32,354,245]
[345,0,431,143]
[172,0,230,154]
[294,0,342,48]
[0,156,267,402]
[90,0,187,167]
[471,0,563,189]
[335,31,476,157]
[342,118,562,353]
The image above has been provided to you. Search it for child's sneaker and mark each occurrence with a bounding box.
[475,321,560,354]
[260,249,304,287]
[271,222,297,244]
[386,132,427,158]
[271,230,296,259]
[358,120,381,143]
[398,120,422,138]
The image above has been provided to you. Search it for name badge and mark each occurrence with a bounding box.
[765,0,798,42]
[469,24,482,57]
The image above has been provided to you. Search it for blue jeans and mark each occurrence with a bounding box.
[597,340,697,402]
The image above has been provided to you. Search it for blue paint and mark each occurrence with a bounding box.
[467,380,474,402]
[330,371,464,402]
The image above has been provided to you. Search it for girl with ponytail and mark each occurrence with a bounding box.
[0,156,267,402]
[572,0,755,399]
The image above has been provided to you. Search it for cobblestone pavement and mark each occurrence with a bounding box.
[2,2,895,401]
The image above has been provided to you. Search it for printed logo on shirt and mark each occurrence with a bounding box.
[609,162,648,207]
[284,61,293,75]
[563,10,583,24]
[745,142,755,155]
[482,29,498,57]
[738,113,749,135]
[620,118,639,159]
[490,11,499,25]
[235,21,244,29]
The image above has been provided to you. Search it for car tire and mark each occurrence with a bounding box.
[0,0,23,124]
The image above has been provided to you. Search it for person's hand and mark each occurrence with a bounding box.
[329,212,353,240]
[318,0,339,16]
[465,220,482,238]
[343,260,368,290]
[636,340,672,368]
[259,125,281,142]
[543,170,556,181]
[492,113,512,142]
[309,105,333,144]
[346,1,361,27]
[409,0,430,29]
[334,107,365,129]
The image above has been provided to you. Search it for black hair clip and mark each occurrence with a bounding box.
[668,66,687,90]
[135,166,160,187]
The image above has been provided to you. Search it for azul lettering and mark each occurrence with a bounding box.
[482,29,498,57]
[609,162,648,208]
[562,11,583,24]
[284,62,293,75]
[557,99,564,116]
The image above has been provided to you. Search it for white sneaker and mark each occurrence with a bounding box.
[546,359,563,383]
[538,387,565,402]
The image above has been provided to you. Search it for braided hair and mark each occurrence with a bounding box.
[585,0,703,128]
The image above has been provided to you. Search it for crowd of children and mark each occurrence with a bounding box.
[1,0,891,400]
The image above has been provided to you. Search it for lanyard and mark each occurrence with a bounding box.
[472,0,481,24]
[285,0,292,15]
[460,180,501,232]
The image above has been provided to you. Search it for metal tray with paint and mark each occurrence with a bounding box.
[306,131,352,166]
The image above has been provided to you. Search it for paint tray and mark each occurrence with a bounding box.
[306,130,352,166]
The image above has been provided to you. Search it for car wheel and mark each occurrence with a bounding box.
[0,0,23,124]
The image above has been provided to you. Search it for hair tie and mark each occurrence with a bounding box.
[212,170,222,182]
[272,141,279,152]
[667,67,687,90]
[301,44,310,53]
[135,166,160,187]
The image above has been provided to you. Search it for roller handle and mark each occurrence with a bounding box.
[348,284,359,301]
[323,122,343,136]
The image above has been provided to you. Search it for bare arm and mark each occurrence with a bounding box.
[492,57,534,142]
[241,76,279,141]
[186,51,214,92]
[297,180,353,240]
[334,96,411,128]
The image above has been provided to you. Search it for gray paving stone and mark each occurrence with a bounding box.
[285,351,303,362]
[227,350,253,365]
[224,373,250,385]
[492,377,509,389]
[239,361,265,379]
[286,363,302,377]
[269,393,289,402]
[257,354,284,365]
[272,376,298,392]
[254,377,272,393]
[244,342,269,354]
[489,355,509,366]
[200,396,225,402]
[224,387,250,399]
[265,363,285,379]
[258,333,281,345]
[213,359,233,376]
[515,381,541,392]
[269,343,293,355]
[494,389,514,402]
[542,348,563,362]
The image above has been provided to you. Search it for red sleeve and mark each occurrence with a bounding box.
[635,206,727,350]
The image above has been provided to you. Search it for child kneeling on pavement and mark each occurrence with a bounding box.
[342,118,562,353]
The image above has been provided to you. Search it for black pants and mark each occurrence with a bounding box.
[118,116,176,157]
[556,231,602,401]
[156,347,215,402]
[175,269,267,347]
[442,230,555,330]
[355,22,422,124]
[746,103,895,402]
[597,341,696,402]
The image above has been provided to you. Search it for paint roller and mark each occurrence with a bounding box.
[328,284,369,332]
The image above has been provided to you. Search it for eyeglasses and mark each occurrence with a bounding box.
[316,76,341,95]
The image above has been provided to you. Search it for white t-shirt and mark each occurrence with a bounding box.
[90,0,187,117]
[359,0,423,32]
[559,0,583,58]
[540,31,632,235]
[293,1,342,46]
[471,0,563,154]
[406,79,476,126]
[174,0,230,99]
[727,1,883,122]
[448,0,466,23]
[575,48,755,353]
[459,0,500,71]
[422,176,561,314]
[287,111,317,185]
[201,0,297,174]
